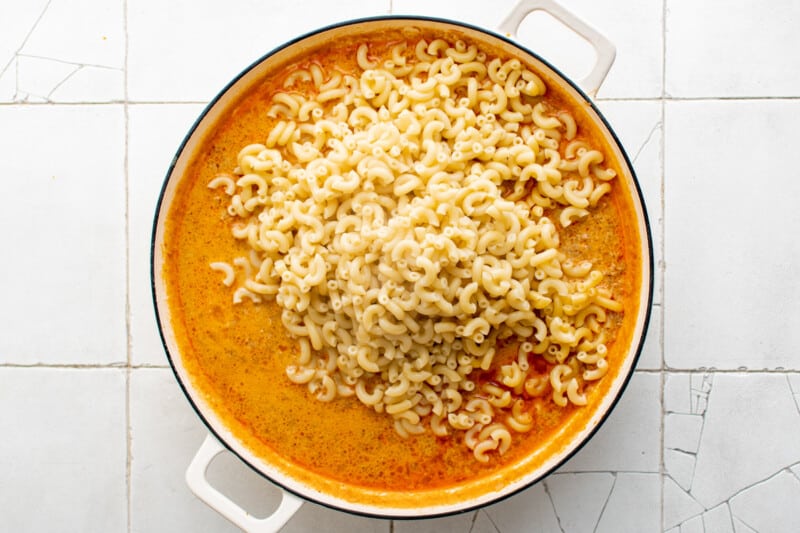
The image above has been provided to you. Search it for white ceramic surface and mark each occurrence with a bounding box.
[1,0,799,531]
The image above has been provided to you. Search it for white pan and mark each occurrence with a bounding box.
[151,1,654,530]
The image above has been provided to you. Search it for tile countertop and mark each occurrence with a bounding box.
[1,0,799,531]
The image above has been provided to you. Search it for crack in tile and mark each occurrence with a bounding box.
[787,375,800,417]
[663,373,712,493]
[731,514,759,533]
[666,472,707,512]
[690,373,713,415]
[44,65,84,100]
[0,0,53,88]
[555,469,661,475]
[591,473,617,533]
[3,5,123,103]
[725,502,737,533]
[542,480,567,533]
[665,448,696,491]
[786,461,800,484]
[669,375,800,524]
[631,120,662,165]
[13,59,81,102]
[664,462,800,531]
[16,52,124,71]
[13,54,123,103]
[666,446,697,456]
[688,375,711,492]
[473,509,500,533]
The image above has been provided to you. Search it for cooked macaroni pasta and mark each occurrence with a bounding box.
[207,36,620,462]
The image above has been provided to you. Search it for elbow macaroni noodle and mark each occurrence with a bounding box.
[207,36,620,462]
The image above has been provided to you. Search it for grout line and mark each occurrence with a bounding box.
[3,95,800,107]
[0,100,206,106]
[657,368,800,374]
[660,0,668,529]
[123,0,133,530]
[654,94,800,101]
[0,363,170,369]
[0,100,128,106]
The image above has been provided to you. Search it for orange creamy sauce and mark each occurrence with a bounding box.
[163,29,642,499]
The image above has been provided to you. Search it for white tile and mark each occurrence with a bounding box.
[689,374,713,415]
[788,374,800,393]
[282,503,390,533]
[595,100,663,305]
[690,374,800,510]
[0,105,126,364]
[788,374,800,416]
[729,470,800,533]
[595,473,660,533]
[666,0,800,97]
[127,0,391,102]
[1,0,124,103]
[14,56,123,103]
[392,0,662,98]
[664,100,800,369]
[0,64,15,100]
[130,368,285,533]
[128,103,207,365]
[558,372,661,473]
[664,413,703,454]
[663,476,703,531]
[791,463,800,481]
[680,514,704,533]
[471,510,500,533]
[46,64,124,103]
[0,368,126,531]
[732,516,758,533]
[664,373,692,414]
[703,503,735,533]
[392,512,475,533]
[0,1,49,72]
[664,449,695,492]
[20,0,124,68]
[14,55,76,102]
[546,473,614,532]
[483,483,561,533]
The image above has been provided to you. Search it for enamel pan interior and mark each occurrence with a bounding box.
[152,15,654,519]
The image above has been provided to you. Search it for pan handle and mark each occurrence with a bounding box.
[498,0,616,97]
[186,434,304,533]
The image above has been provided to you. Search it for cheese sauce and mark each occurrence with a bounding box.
[161,28,643,503]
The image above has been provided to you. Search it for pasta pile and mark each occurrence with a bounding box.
[207,36,621,462]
